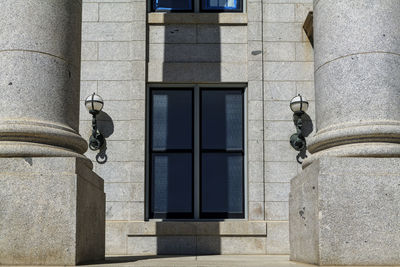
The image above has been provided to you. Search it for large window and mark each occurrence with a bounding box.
[148,87,245,219]
[152,0,242,12]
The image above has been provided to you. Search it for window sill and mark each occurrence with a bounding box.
[148,13,248,25]
[128,221,267,236]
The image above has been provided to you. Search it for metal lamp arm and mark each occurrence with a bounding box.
[296,116,303,137]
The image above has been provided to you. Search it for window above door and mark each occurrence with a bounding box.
[151,0,243,12]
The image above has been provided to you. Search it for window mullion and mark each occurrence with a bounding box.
[194,86,200,220]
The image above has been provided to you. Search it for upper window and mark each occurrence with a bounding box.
[148,86,245,220]
[152,0,242,12]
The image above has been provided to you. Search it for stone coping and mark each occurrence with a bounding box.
[124,221,267,236]
[148,13,248,25]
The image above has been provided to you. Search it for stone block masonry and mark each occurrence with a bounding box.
[81,0,147,256]
[80,0,315,257]
[80,0,147,226]
[0,0,106,264]
[0,158,105,265]
[262,0,315,254]
[290,1,400,265]
[290,157,400,265]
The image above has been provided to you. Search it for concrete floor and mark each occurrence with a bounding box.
[5,256,399,267]
[86,255,313,267]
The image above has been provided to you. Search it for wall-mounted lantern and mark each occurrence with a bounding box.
[85,93,105,151]
[289,94,309,155]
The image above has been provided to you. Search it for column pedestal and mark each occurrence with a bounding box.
[0,158,105,265]
[0,1,105,264]
[289,0,400,265]
[290,157,400,266]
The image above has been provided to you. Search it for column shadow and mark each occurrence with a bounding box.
[161,14,221,83]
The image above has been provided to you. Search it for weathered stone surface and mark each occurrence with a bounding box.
[106,222,128,255]
[290,157,400,265]
[266,222,289,254]
[263,22,303,42]
[147,13,247,25]
[126,236,267,256]
[248,22,263,41]
[314,0,400,69]
[309,54,400,159]
[264,4,295,22]
[149,44,247,63]
[264,42,296,61]
[314,53,400,132]
[149,25,196,44]
[0,52,86,156]
[0,157,105,265]
[109,221,268,256]
[0,0,82,67]
[83,3,99,22]
[264,62,314,81]
[99,3,134,22]
[147,62,247,83]
[0,0,87,158]
[82,22,133,41]
[79,0,315,258]
[265,202,288,221]
[249,202,265,220]
[197,26,248,44]
[309,0,400,162]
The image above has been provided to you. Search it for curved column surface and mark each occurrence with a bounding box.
[308,0,400,162]
[0,0,87,157]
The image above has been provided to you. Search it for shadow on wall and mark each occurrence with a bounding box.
[161,15,221,83]
[294,112,313,163]
[151,15,223,255]
[95,111,114,164]
[156,222,221,255]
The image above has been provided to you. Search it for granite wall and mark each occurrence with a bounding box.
[79,0,315,255]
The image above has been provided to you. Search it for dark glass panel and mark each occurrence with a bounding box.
[202,90,243,150]
[152,153,193,214]
[201,153,243,215]
[153,0,192,11]
[152,90,192,151]
[201,0,241,11]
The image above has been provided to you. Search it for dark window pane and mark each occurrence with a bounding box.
[201,0,241,11]
[152,153,193,214]
[202,90,243,150]
[201,153,243,215]
[153,0,192,11]
[152,90,192,150]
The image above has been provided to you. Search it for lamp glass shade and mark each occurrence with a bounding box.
[85,93,104,112]
[290,95,309,113]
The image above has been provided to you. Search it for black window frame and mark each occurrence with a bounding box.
[151,0,195,12]
[147,86,245,220]
[149,88,195,219]
[151,0,243,12]
[199,88,245,219]
[199,0,243,12]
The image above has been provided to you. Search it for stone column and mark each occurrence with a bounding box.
[0,1,105,265]
[0,0,86,158]
[305,0,400,163]
[289,0,400,265]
